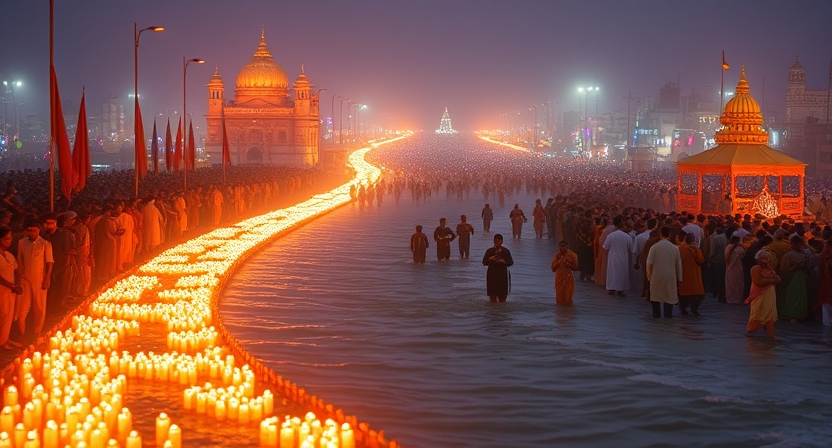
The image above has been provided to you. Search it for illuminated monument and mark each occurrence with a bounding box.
[435,107,458,134]
[676,67,806,217]
[676,68,805,218]
[204,29,320,166]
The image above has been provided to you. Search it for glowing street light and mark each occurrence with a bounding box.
[134,23,164,197]
[3,80,22,138]
[183,57,205,191]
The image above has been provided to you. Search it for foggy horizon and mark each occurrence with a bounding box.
[2,0,832,133]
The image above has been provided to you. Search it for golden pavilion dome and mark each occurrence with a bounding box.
[235,29,288,94]
[715,67,768,145]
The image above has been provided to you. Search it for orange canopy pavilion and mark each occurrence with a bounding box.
[676,68,806,218]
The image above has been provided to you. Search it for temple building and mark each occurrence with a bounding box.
[204,29,320,166]
[676,68,806,218]
[785,57,831,140]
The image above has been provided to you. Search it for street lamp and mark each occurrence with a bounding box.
[315,88,327,165]
[529,104,538,151]
[3,81,22,139]
[134,23,164,197]
[339,97,350,145]
[356,104,367,141]
[577,86,597,153]
[331,94,342,142]
[591,87,600,146]
[183,57,205,191]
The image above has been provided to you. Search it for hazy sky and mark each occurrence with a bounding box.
[2,0,831,132]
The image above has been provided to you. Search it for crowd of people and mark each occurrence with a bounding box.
[369,134,832,338]
[0,164,345,351]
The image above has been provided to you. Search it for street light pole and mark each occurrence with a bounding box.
[339,97,349,145]
[3,81,21,139]
[529,104,538,151]
[134,22,164,198]
[356,104,366,141]
[183,57,205,192]
[331,94,342,142]
[315,88,327,165]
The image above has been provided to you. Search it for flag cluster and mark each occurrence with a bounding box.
[51,66,91,202]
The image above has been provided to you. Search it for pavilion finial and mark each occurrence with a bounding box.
[261,26,265,41]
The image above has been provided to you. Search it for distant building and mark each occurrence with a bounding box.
[204,29,320,166]
[785,57,831,140]
[435,107,457,134]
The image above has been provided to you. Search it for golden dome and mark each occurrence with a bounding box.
[235,29,288,92]
[715,67,768,145]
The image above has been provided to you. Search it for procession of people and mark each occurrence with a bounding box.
[367,135,832,339]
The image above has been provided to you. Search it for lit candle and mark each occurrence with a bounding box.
[89,428,106,448]
[0,406,14,435]
[341,423,355,448]
[125,430,141,448]
[167,424,181,448]
[238,402,250,423]
[214,399,226,420]
[263,390,274,416]
[43,420,59,448]
[13,423,26,448]
[156,412,171,448]
[280,421,294,448]
[228,397,239,420]
[117,409,132,441]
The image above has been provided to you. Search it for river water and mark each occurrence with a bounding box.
[220,161,832,447]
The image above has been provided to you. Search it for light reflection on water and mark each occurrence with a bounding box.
[221,191,832,448]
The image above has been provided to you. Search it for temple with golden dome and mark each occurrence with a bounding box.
[203,29,320,166]
[676,67,806,218]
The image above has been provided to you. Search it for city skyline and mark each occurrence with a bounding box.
[1,0,831,132]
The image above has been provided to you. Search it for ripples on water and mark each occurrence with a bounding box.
[221,190,832,447]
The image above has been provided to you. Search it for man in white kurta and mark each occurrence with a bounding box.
[17,220,53,336]
[602,217,633,296]
[646,227,683,318]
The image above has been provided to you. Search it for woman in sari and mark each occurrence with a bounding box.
[778,235,812,322]
[744,249,780,340]
[724,235,746,304]
[551,240,578,306]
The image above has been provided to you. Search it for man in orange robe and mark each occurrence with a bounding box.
[551,240,579,306]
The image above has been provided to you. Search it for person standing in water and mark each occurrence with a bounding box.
[482,234,514,302]
[482,204,494,233]
[410,225,429,263]
[456,215,474,259]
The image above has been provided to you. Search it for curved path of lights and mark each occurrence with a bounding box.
[0,135,408,448]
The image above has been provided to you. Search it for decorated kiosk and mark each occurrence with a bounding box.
[676,68,806,218]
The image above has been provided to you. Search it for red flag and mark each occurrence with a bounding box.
[164,118,173,173]
[187,121,196,171]
[221,107,231,167]
[135,100,147,179]
[71,88,91,193]
[722,51,730,71]
[150,119,159,175]
[50,65,73,201]
[173,117,182,172]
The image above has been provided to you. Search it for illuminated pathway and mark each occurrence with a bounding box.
[0,135,408,448]
[477,134,531,152]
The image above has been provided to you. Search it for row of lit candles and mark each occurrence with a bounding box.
[0,136,408,447]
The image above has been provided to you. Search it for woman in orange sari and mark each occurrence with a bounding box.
[744,249,780,340]
[552,240,579,306]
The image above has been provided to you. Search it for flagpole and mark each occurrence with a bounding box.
[49,0,55,212]
[720,50,726,114]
